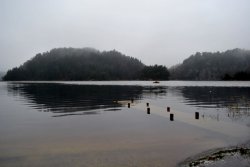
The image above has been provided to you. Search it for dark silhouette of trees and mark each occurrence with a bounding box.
[3,47,170,81]
[3,48,145,81]
[222,72,250,81]
[140,65,169,80]
[169,48,250,80]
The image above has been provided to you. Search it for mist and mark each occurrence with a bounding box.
[1,0,250,71]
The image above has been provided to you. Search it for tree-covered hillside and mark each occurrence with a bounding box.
[3,48,170,81]
[140,65,169,80]
[169,49,250,80]
[3,48,145,81]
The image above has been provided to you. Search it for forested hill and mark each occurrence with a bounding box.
[170,49,250,80]
[3,48,170,81]
[3,48,145,81]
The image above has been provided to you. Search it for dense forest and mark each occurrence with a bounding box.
[3,48,250,81]
[169,49,250,80]
[140,65,169,80]
[3,48,169,81]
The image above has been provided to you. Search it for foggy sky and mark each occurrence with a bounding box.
[1,0,250,71]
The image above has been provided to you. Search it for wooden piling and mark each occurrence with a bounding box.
[147,107,150,114]
[170,113,174,121]
[195,112,199,119]
[146,103,149,107]
[128,103,130,108]
[131,99,134,103]
[167,107,170,112]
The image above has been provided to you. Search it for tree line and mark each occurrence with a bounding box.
[3,48,169,81]
[3,47,250,81]
[169,48,250,80]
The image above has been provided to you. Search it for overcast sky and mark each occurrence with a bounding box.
[1,0,250,71]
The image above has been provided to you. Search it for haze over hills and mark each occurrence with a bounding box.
[169,48,250,80]
[2,48,169,81]
[2,48,250,81]
[3,48,143,81]
[0,72,5,81]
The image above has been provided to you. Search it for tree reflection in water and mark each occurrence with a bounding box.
[7,83,250,121]
[7,83,144,117]
[181,86,250,121]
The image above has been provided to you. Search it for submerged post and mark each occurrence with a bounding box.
[167,107,170,112]
[146,103,149,107]
[195,112,199,119]
[128,103,130,108]
[170,113,174,121]
[147,107,150,114]
[131,99,134,103]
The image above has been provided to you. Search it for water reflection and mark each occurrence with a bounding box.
[2,82,250,167]
[6,83,250,120]
[142,86,167,97]
[181,87,250,121]
[7,83,143,117]
[181,87,250,109]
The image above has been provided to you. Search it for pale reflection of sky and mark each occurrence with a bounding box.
[0,81,250,166]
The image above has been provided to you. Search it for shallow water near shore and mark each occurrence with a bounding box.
[0,81,250,167]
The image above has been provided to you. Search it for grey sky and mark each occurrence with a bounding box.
[1,0,250,71]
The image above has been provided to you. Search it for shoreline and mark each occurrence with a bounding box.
[178,140,250,167]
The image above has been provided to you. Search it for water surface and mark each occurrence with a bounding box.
[0,81,249,167]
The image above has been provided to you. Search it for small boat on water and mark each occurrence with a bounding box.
[153,81,160,83]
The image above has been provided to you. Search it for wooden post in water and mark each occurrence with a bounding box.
[167,107,170,112]
[170,113,174,121]
[195,112,199,119]
[128,103,130,108]
[147,107,150,114]
[146,103,149,107]
[131,99,134,103]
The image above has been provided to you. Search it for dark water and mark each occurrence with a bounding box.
[0,81,250,167]
[6,83,143,117]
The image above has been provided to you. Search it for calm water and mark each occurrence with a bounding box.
[0,81,250,167]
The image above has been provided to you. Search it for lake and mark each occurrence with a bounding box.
[0,81,249,167]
